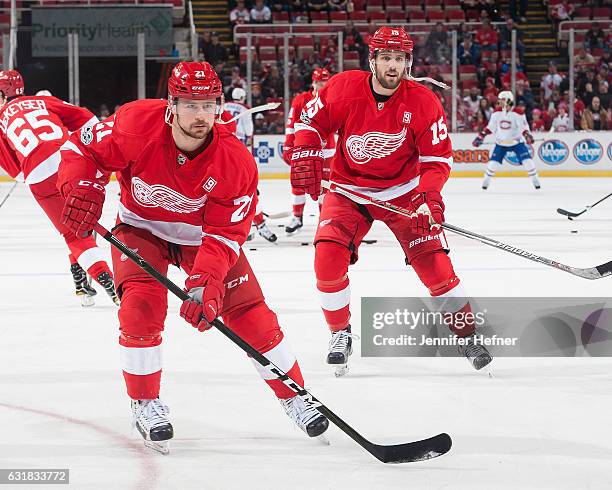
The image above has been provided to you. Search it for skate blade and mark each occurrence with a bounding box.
[80,294,95,307]
[285,227,303,237]
[144,439,170,455]
[333,364,349,377]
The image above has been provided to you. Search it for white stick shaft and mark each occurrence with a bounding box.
[219,102,281,124]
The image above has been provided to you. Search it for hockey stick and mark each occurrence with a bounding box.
[0,180,18,210]
[217,102,281,125]
[557,192,612,220]
[322,180,612,280]
[92,222,452,463]
[263,210,291,219]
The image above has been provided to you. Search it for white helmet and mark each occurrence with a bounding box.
[498,91,514,110]
[36,89,51,96]
[232,87,246,101]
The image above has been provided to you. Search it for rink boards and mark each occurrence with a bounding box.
[249,131,612,178]
[1,131,611,181]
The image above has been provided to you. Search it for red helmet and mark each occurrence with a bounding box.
[167,61,222,100]
[312,68,331,82]
[0,69,25,98]
[368,27,414,58]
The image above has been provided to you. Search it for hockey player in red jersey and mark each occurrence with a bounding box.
[289,27,493,376]
[282,67,335,235]
[57,61,328,453]
[0,69,118,306]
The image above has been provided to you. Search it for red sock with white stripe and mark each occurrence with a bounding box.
[291,188,306,218]
[315,242,352,332]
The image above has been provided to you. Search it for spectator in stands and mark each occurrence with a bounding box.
[328,0,348,10]
[515,83,534,116]
[321,38,337,65]
[543,107,556,131]
[531,108,546,131]
[463,86,483,117]
[425,23,450,65]
[499,17,525,60]
[585,26,606,51]
[203,32,228,68]
[540,61,563,104]
[99,104,111,119]
[229,66,247,90]
[289,66,304,96]
[250,0,272,23]
[483,77,499,102]
[253,113,268,134]
[475,18,499,51]
[290,0,307,11]
[461,0,480,20]
[199,31,212,58]
[509,0,527,23]
[342,20,366,67]
[230,0,250,26]
[551,106,570,132]
[478,97,493,120]
[251,82,266,107]
[470,110,487,132]
[581,96,609,130]
[581,82,596,107]
[262,64,284,99]
[597,81,610,110]
[270,1,290,12]
[550,1,573,25]
[457,23,472,47]
[459,37,479,65]
[576,47,596,70]
[308,0,329,12]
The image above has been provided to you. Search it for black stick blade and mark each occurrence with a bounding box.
[367,433,452,464]
[596,261,612,277]
[557,207,582,218]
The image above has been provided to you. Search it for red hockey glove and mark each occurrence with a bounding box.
[523,131,534,144]
[282,145,293,166]
[408,191,445,235]
[60,179,106,238]
[290,145,324,200]
[180,274,225,332]
[472,135,484,147]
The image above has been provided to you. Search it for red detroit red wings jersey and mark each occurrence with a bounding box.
[58,99,257,282]
[285,90,335,157]
[0,96,96,183]
[293,71,452,198]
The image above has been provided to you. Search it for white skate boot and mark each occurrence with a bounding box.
[131,398,173,454]
[327,326,359,377]
[279,395,329,440]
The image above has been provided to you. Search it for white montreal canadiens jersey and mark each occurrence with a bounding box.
[486,110,530,146]
[224,101,253,143]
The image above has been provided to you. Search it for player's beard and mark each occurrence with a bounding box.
[375,64,403,90]
[176,115,211,140]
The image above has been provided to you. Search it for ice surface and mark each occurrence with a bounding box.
[1,178,611,489]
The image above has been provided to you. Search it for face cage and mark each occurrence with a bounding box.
[165,95,224,126]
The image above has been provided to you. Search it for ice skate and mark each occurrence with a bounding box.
[457,334,493,372]
[285,215,303,235]
[131,398,173,455]
[256,221,277,243]
[327,326,359,377]
[71,263,96,307]
[96,271,120,306]
[280,395,329,440]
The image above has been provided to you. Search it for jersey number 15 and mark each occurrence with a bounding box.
[430,117,448,145]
